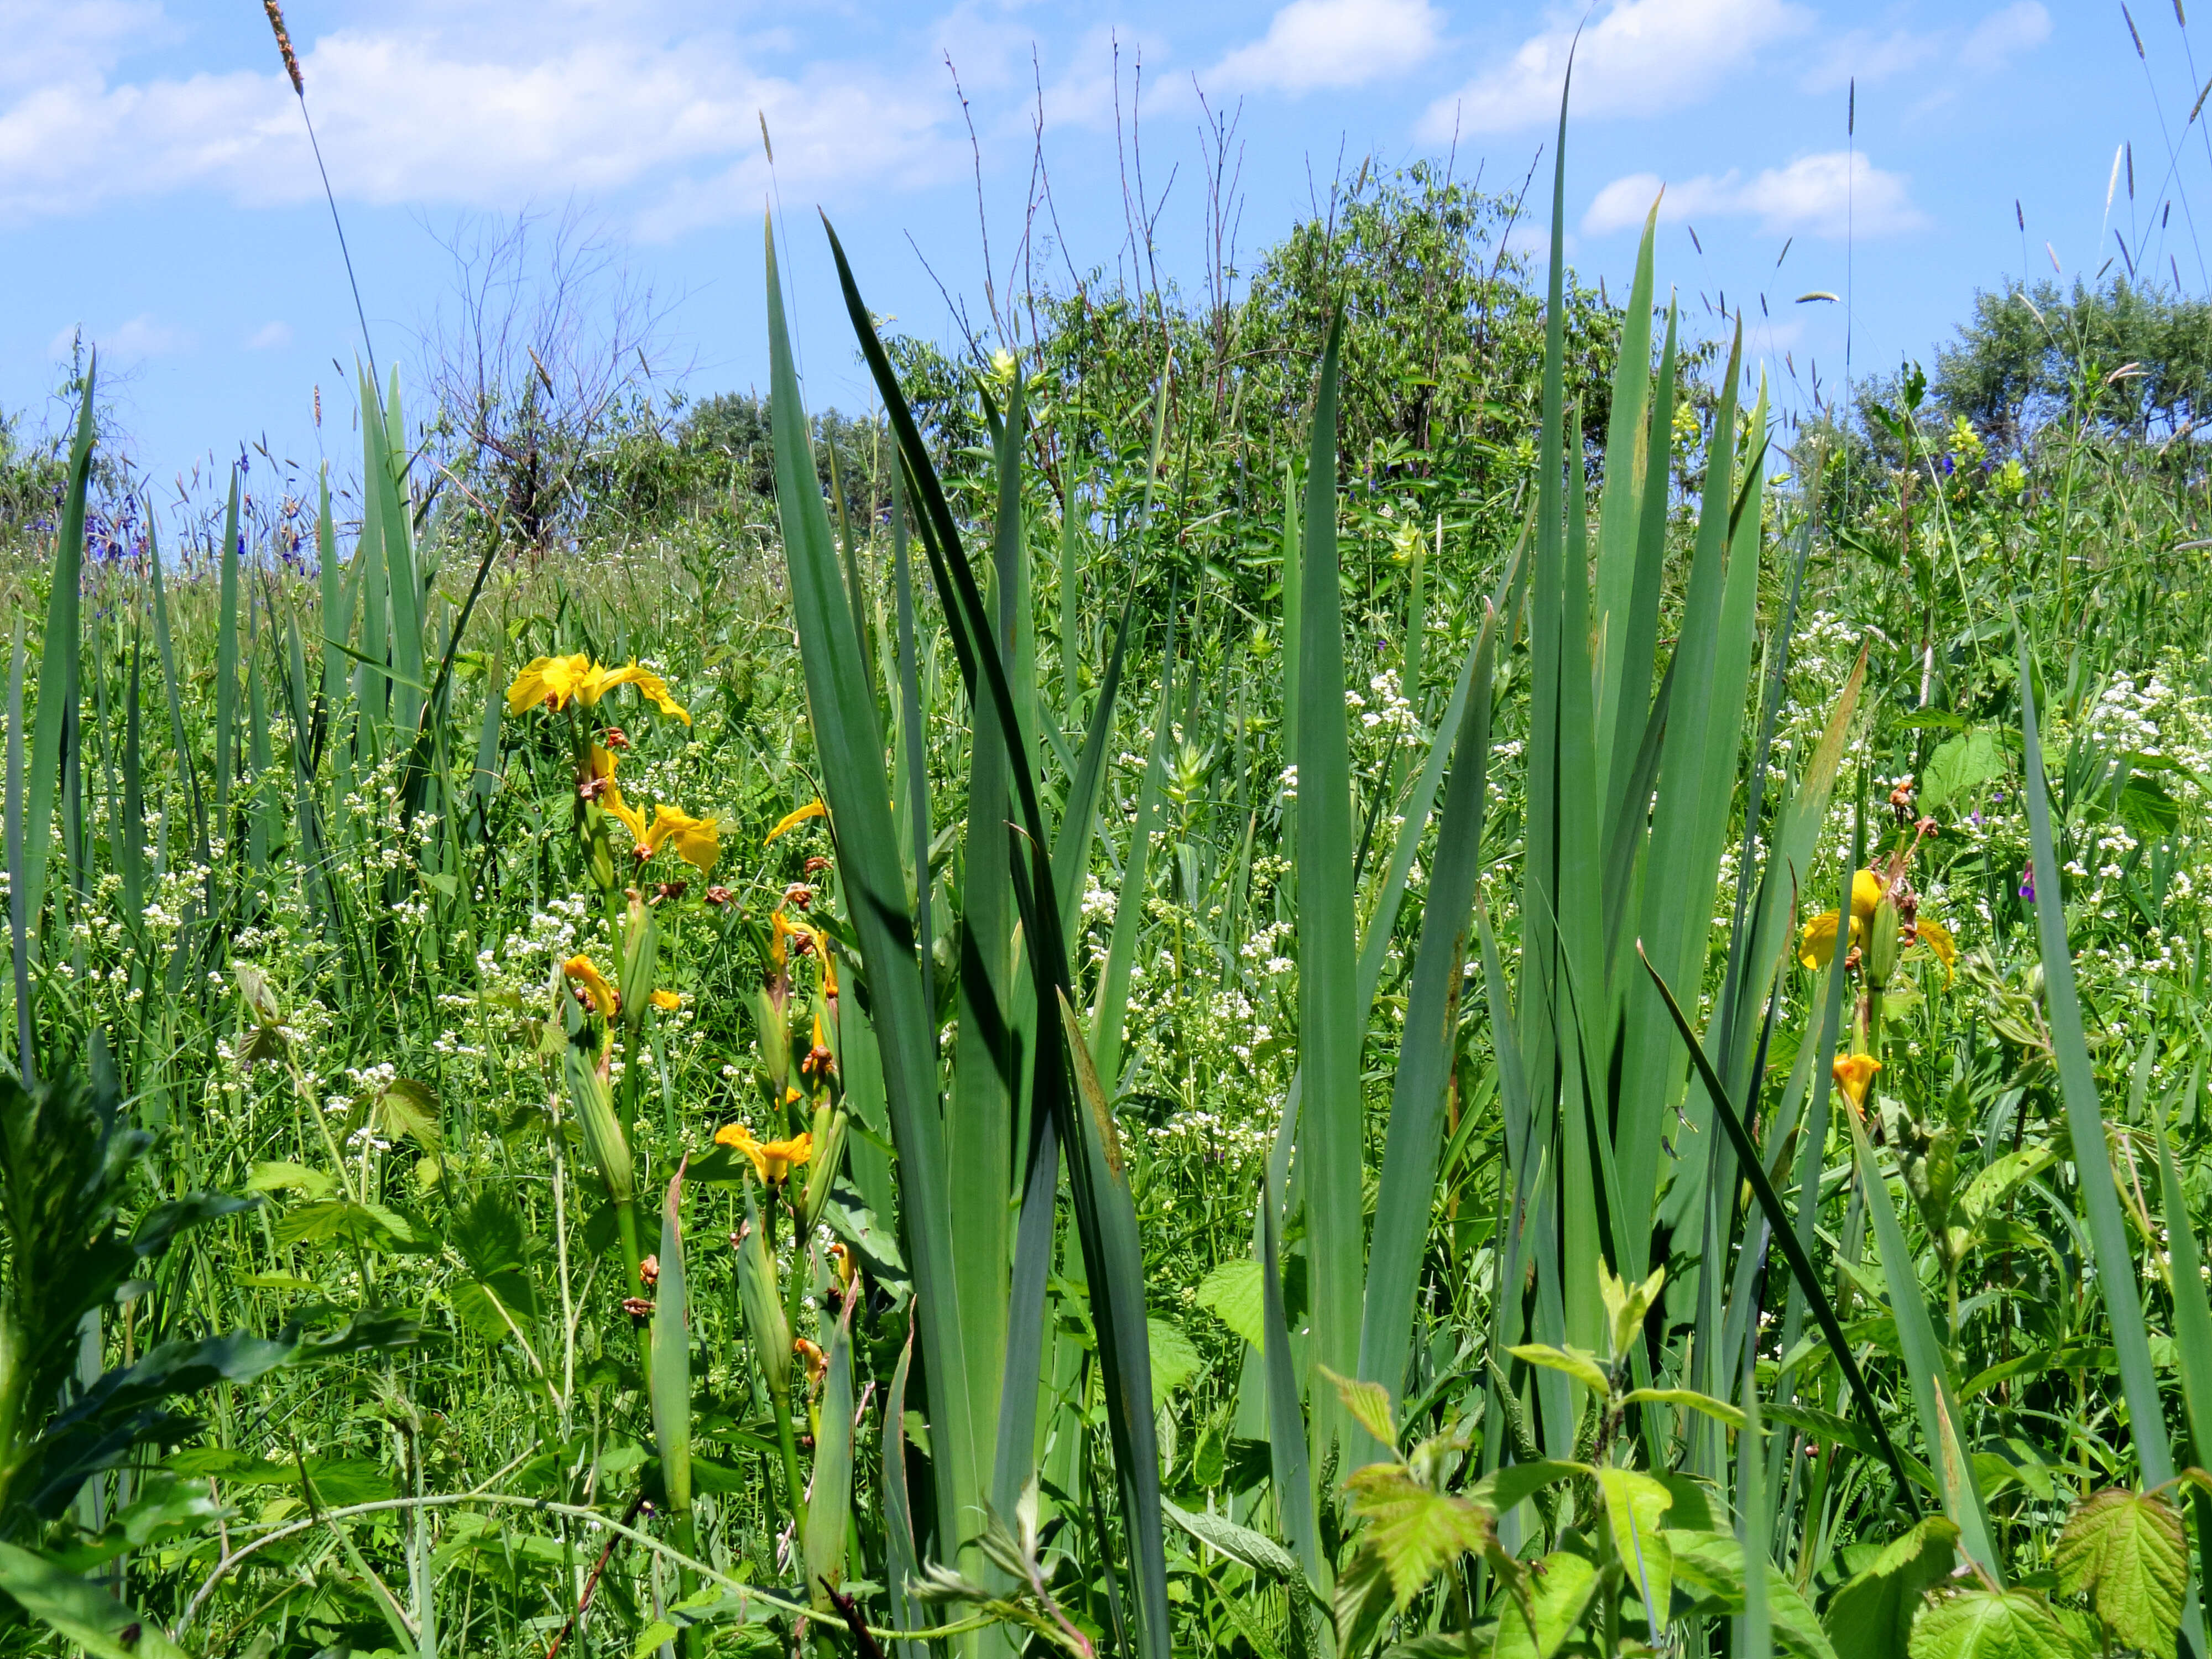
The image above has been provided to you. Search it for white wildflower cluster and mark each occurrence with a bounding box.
[1360,670,1421,747]
[1241,920,1295,978]
[326,1060,398,1119]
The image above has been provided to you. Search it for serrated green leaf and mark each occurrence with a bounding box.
[1342,1463,1494,1607]
[272,1199,418,1252]
[1919,729,2006,816]
[1908,1590,2084,1659]
[1148,1318,1201,1411]
[377,1077,443,1152]
[2053,1489,2187,1659]
[1322,1366,1399,1451]
[1825,1516,1961,1659]
[1194,1259,1265,1349]
[247,1160,336,1198]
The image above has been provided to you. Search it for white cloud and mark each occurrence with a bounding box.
[0,9,959,234]
[1800,28,1938,93]
[1212,0,1443,94]
[1961,2,2052,71]
[1583,151,1922,239]
[246,320,292,350]
[48,312,191,360]
[1421,0,1811,137]
[1803,2,2049,91]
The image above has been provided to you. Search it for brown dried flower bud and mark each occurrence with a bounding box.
[602,726,630,750]
[803,855,832,877]
[784,882,814,910]
[705,885,734,907]
[621,1296,654,1322]
[639,1255,660,1289]
[655,881,688,902]
[264,1,305,96]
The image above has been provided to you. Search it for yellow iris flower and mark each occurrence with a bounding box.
[508,654,690,725]
[582,745,719,873]
[650,988,682,1012]
[765,799,827,844]
[562,953,618,1018]
[643,804,721,874]
[1833,1053,1881,1110]
[1796,868,1956,980]
[714,1121,814,1183]
[770,909,838,996]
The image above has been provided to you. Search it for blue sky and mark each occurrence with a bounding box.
[0,0,2188,518]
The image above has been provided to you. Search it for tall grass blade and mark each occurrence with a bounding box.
[650,1163,692,1522]
[215,468,241,851]
[1843,1099,1999,1575]
[1293,311,1363,1469]
[23,363,95,957]
[1640,946,1921,1512]
[763,220,971,1572]
[2017,630,2188,1517]
[805,1301,857,1607]
[1355,611,1495,1425]
[7,629,29,1081]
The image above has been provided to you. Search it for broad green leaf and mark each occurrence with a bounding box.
[2052,1489,2187,1659]
[1907,1590,2085,1659]
[1148,1318,1201,1410]
[272,1199,418,1252]
[1825,1516,1961,1659]
[1593,1466,1673,1620]
[1509,1344,1611,1399]
[1668,1531,1838,1659]
[1162,1498,1307,1587]
[1620,1387,1744,1429]
[1959,1147,2055,1226]
[1474,1459,1582,1519]
[0,1541,186,1659]
[1492,1550,1597,1659]
[247,1161,336,1198]
[1919,729,2006,816]
[1194,1259,1265,1349]
[377,1077,443,1152]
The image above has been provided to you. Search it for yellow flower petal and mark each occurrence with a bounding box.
[1797,909,1861,971]
[650,988,682,1012]
[712,1121,812,1183]
[508,653,591,714]
[1833,1053,1881,1111]
[562,953,617,1018]
[644,804,721,874]
[1851,868,1886,923]
[765,799,827,845]
[1916,915,1957,980]
[585,662,691,725]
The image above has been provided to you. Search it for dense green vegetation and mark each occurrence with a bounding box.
[8,116,2212,1659]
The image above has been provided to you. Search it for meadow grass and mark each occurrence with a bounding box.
[4,108,2212,1659]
